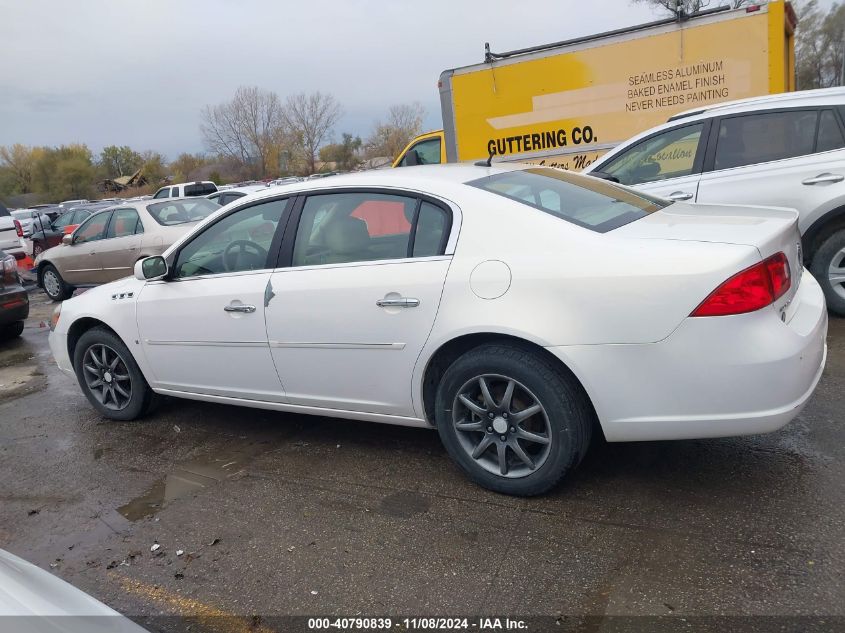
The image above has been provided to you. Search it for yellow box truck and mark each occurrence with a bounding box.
[394,1,797,170]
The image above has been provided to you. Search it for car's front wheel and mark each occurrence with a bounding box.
[73,327,156,421]
[32,242,44,258]
[435,343,593,496]
[41,264,73,301]
[811,229,845,316]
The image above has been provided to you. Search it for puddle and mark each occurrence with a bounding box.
[378,491,431,519]
[118,451,252,521]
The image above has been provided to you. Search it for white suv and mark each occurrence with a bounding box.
[152,181,218,199]
[585,87,845,315]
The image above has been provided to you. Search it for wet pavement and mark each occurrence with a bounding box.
[1,290,844,631]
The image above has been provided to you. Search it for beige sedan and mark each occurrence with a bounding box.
[35,198,220,300]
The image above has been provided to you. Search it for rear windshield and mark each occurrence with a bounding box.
[146,199,220,226]
[468,168,667,233]
[184,183,217,197]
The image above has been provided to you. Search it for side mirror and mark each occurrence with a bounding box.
[134,256,168,281]
[402,149,420,166]
[61,235,73,246]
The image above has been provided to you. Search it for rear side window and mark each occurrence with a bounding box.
[714,110,817,170]
[184,183,217,197]
[107,209,143,238]
[817,110,845,153]
[468,168,666,233]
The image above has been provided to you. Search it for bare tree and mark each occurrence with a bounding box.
[200,86,284,178]
[796,0,845,89]
[365,103,426,161]
[282,92,343,175]
[631,0,757,15]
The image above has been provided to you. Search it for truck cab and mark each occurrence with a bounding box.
[392,130,446,167]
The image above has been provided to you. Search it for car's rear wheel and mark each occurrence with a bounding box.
[73,327,156,421]
[810,229,845,316]
[435,343,593,496]
[41,264,73,301]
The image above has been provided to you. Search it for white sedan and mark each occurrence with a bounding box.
[48,165,828,496]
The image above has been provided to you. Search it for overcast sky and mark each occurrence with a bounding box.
[0,0,818,159]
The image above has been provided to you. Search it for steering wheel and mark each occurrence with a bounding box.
[222,240,268,272]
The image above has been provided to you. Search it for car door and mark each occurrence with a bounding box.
[96,208,144,281]
[593,121,709,202]
[696,108,845,233]
[136,197,290,401]
[265,189,454,417]
[59,211,112,284]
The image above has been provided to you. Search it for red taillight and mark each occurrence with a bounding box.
[746,4,761,12]
[13,219,23,238]
[691,252,791,317]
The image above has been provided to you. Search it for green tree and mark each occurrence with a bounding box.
[319,133,362,172]
[170,152,211,182]
[99,145,143,179]
[32,144,95,201]
[140,151,168,187]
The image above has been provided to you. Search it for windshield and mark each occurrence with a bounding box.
[468,168,668,233]
[146,199,220,226]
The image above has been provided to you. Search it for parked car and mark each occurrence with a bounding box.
[584,86,845,316]
[29,207,97,258]
[57,199,89,210]
[11,209,54,240]
[48,165,827,496]
[35,197,220,301]
[206,184,268,206]
[0,250,28,340]
[0,548,148,632]
[0,200,25,260]
[152,181,218,199]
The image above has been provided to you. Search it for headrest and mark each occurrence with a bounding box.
[323,216,370,255]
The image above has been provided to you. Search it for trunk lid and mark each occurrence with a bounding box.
[615,201,803,317]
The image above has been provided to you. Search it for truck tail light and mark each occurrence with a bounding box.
[746,5,761,12]
[691,252,791,317]
[13,219,23,237]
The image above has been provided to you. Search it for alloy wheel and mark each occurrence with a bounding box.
[830,246,845,301]
[452,374,552,478]
[82,344,132,411]
[42,269,60,298]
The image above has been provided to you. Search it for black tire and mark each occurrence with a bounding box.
[0,321,24,340]
[40,264,74,301]
[435,343,593,496]
[810,229,845,317]
[32,243,44,258]
[73,327,157,421]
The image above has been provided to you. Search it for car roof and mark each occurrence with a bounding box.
[668,86,845,122]
[243,164,529,203]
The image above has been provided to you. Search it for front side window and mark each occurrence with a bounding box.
[599,123,704,186]
[53,212,76,230]
[153,188,170,199]
[293,192,426,266]
[399,138,441,166]
[107,209,143,238]
[173,199,287,278]
[469,168,666,233]
[714,110,818,170]
[74,212,111,244]
[146,199,220,226]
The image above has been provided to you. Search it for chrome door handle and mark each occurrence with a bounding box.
[667,191,694,201]
[376,297,420,308]
[224,304,256,313]
[802,173,844,185]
